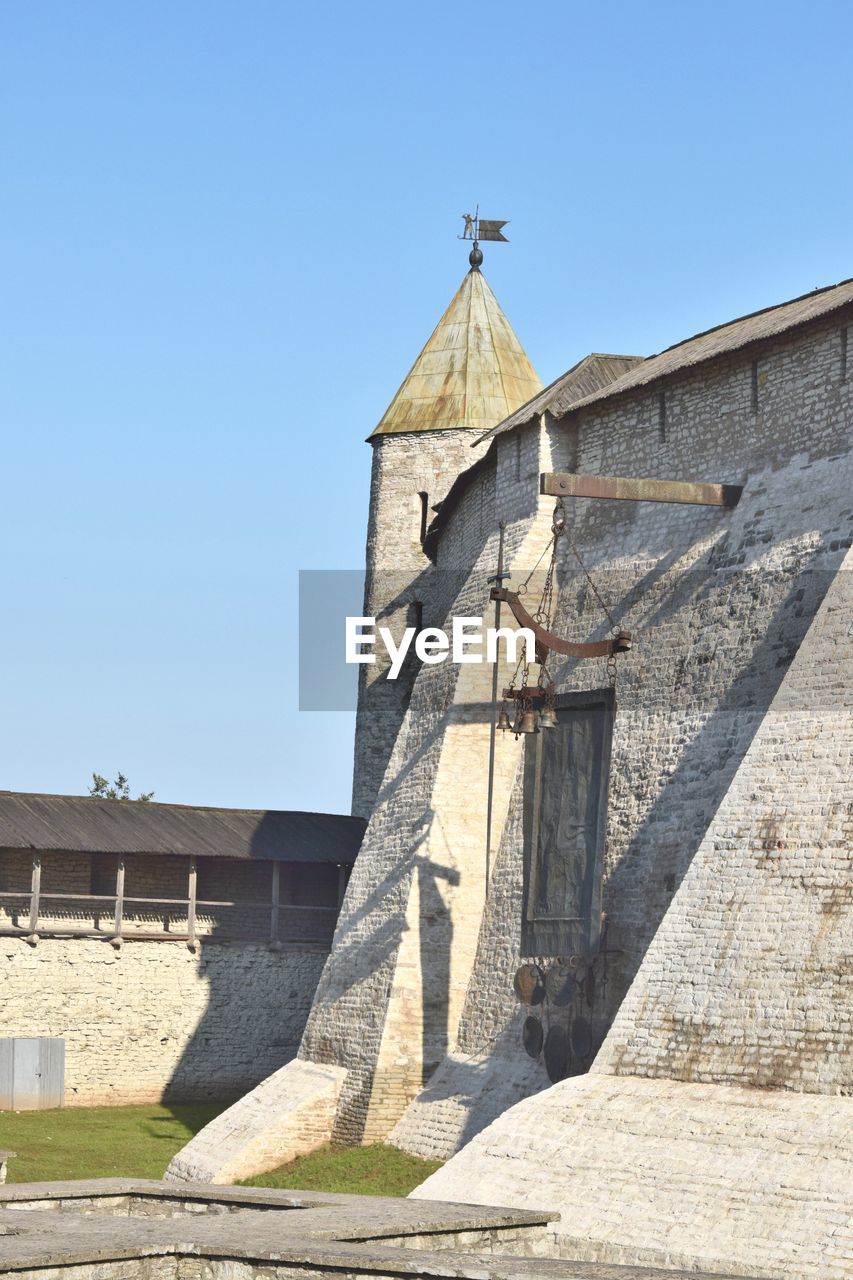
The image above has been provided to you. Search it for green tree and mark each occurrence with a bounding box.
[88,772,154,802]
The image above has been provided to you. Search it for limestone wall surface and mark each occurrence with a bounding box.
[391,313,852,1158]
[173,304,852,1180]
[166,1058,347,1182]
[352,427,489,819]
[412,532,853,1278]
[304,481,556,1146]
[0,938,326,1104]
[594,541,853,1091]
[412,1074,853,1280]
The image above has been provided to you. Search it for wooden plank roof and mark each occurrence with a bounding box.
[485,275,853,439]
[0,792,365,863]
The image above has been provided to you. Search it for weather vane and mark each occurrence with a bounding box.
[459,205,509,270]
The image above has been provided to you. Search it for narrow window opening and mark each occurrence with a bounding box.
[841,326,849,383]
[658,391,667,442]
[750,360,759,413]
[513,434,522,480]
[417,491,429,544]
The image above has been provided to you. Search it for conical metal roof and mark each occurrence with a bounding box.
[370,269,542,437]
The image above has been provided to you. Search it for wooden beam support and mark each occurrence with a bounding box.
[27,855,41,944]
[270,861,281,950]
[541,472,742,507]
[187,857,197,950]
[111,858,125,947]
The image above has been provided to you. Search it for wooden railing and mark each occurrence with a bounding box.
[0,855,347,950]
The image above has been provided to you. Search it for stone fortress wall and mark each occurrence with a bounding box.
[415,537,853,1280]
[0,936,326,1105]
[170,296,852,1184]
[351,426,492,819]
[391,308,853,1157]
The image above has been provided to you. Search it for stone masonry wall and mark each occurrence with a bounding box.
[594,541,853,1090]
[0,937,326,1105]
[414,1074,853,1280]
[352,428,490,819]
[390,309,852,1158]
[300,436,557,1145]
[173,306,852,1179]
[413,537,853,1279]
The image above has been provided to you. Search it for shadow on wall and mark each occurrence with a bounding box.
[297,797,463,1145]
[416,834,460,1082]
[599,547,841,1010]
[161,813,347,1106]
[443,535,851,1125]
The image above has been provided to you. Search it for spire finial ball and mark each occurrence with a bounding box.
[468,244,483,272]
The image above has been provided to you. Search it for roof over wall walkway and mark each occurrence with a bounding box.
[0,791,365,864]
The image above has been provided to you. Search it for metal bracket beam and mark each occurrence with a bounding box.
[489,588,631,661]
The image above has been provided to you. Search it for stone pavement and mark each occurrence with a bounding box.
[0,1178,762,1279]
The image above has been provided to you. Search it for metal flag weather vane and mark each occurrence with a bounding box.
[459,206,509,271]
[459,205,510,243]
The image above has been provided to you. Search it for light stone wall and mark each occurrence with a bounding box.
[173,306,853,1182]
[166,1058,347,1183]
[0,937,326,1105]
[593,540,853,1090]
[411,446,853,1279]
[390,312,853,1158]
[352,428,491,819]
[413,1074,853,1280]
[303,436,560,1148]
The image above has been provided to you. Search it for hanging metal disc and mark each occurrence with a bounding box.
[570,1015,593,1059]
[545,961,575,1007]
[514,963,545,1006]
[543,1024,570,1083]
[522,1015,543,1058]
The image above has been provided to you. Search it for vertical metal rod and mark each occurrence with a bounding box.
[270,861,280,947]
[28,855,41,939]
[485,521,506,893]
[187,857,197,948]
[112,858,125,943]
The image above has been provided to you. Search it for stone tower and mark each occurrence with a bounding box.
[352,254,542,818]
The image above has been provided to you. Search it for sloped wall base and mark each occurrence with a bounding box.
[413,1074,853,1279]
[166,1058,346,1184]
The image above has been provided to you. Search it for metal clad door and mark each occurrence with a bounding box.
[0,1038,65,1109]
[0,1040,14,1109]
[39,1038,65,1108]
[11,1038,41,1109]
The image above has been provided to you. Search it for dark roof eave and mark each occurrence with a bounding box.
[0,792,366,864]
[423,277,853,559]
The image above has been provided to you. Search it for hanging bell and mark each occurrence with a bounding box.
[538,704,558,730]
[497,708,512,732]
[519,708,539,734]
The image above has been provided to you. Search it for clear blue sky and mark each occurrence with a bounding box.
[2,1,851,814]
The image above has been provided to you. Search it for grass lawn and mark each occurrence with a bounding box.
[0,1105,442,1195]
[0,1103,224,1183]
[242,1143,442,1196]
